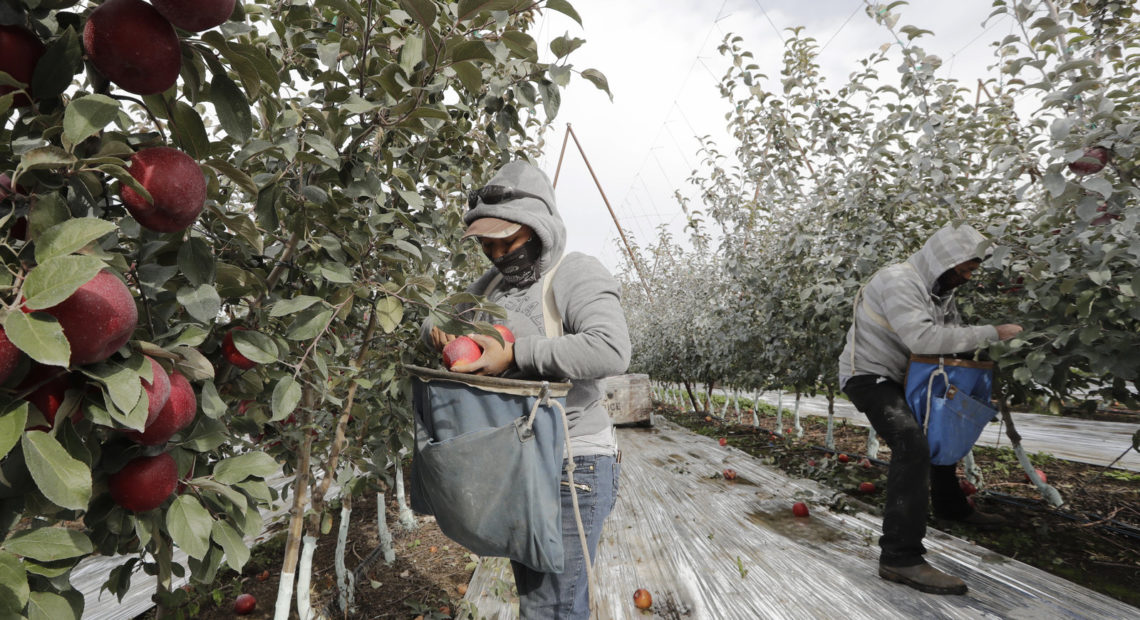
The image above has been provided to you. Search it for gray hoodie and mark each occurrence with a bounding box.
[421,161,632,456]
[838,224,1000,386]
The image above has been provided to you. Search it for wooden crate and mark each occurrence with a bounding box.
[601,373,653,427]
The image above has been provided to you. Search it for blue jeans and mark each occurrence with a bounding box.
[510,453,620,619]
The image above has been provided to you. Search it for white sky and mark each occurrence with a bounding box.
[528,1,1016,276]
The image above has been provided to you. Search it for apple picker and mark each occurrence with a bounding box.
[838,223,1024,595]
[417,160,631,619]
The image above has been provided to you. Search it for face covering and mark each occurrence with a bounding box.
[491,235,543,287]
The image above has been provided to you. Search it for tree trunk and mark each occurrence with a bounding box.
[274,393,315,620]
[825,386,836,450]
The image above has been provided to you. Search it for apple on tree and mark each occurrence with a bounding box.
[152,0,236,32]
[124,369,196,445]
[26,269,138,366]
[0,25,46,107]
[1068,146,1110,175]
[83,0,182,95]
[18,364,74,429]
[119,147,207,232]
[222,327,258,369]
[0,327,22,385]
[108,452,179,512]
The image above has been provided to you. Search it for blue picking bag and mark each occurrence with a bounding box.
[904,356,997,466]
[405,364,571,573]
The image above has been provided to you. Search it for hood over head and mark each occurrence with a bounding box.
[464,161,566,276]
[907,223,988,293]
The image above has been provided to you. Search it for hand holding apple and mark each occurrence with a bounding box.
[450,333,514,376]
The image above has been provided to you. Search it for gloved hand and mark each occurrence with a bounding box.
[450,333,515,376]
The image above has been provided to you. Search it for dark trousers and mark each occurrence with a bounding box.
[843,375,973,567]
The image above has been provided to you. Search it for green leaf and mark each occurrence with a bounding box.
[399,0,437,30]
[456,0,515,22]
[62,94,120,148]
[211,521,250,572]
[96,163,152,205]
[285,306,334,341]
[35,218,117,264]
[166,495,214,560]
[545,0,583,25]
[199,381,225,419]
[21,431,92,511]
[538,81,561,119]
[0,403,28,461]
[375,296,403,334]
[13,146,76,187]
[2,527,93,562]
[170,101,211,159]
[176,284,222,323]
[231,330,277,364]
[3,312,70,367]
[31,27,82,100]
[213,452,279,484]
[451,61,483,93]
[550,35,585,59]
[83,360,143,423]
[448,41,494,64]
[580,68,612,99]
[206,159,258,197]
[271,377,302,422]
[22,256,105,310]
[27,591,77,620]
[270,295,322,318]
[210,73,252,143]
[177,238,216,288]
[0,551,29,616]
[501,31,538,60]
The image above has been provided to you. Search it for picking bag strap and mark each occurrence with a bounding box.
[541,254,566,338]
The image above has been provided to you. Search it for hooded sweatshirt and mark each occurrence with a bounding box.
[421,161,632,457]
[838,224,1000,386]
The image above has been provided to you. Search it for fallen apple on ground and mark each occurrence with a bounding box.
[633,588,652,610]
[718,437,727,446]
[837,453,850,463]
[723,468,737,481]
[792,501,810,518]
[1025,469,1048,484]
[233,592,256,615]
[859,481,876,493]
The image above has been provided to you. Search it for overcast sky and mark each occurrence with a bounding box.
[524,1,1014,276]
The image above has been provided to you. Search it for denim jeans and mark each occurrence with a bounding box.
[510,453,620,619]
[843,375,971,567]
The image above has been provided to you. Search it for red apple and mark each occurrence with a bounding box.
[722,468,737,481]
[125,370,195,445]
[0,327,22,385]
[108,452,178,512]
[807,459,816,467]
[28,270,137,366]
[442,336,481,370]
[119,147,206,232]
[959,479,977,496]
[19,364,73,427]
[792,501,810,518]
[151,0,236,32]
[859,481,876,493]
[233,592,256,615]
[1068,146,1109,175]
[139,355,171,426]
[83,0,181,95]
[718,437,727,447]
[493,324,515,343]
[222,327,257,369]
[860,457,872,469]
[0,25,46,107]
[1024,469,1047,484]
[837,453,850,463]
[632,588,652,610]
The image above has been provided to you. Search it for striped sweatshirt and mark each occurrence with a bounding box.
[838,224,1000,386]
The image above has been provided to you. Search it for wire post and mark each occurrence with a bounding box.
[563,124,655,301]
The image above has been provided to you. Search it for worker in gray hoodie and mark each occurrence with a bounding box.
[422,160,631,619]
[838,223,1022,595]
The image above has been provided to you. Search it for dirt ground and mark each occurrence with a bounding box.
[145,397,1139,618]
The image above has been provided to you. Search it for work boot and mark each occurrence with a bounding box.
[878,562,968,595]
[938,509,1009,531]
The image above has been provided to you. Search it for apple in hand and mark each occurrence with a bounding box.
[120,147,207,232]
[27,270,138,365]
[493,324,516,343]
[83,0,181,95]
[152,0,236,32]
[442,336,481,370]
[108,452,178,512]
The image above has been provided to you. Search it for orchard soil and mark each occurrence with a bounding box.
[141,400,1139,618]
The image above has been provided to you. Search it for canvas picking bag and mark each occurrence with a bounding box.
[904,355,998,465]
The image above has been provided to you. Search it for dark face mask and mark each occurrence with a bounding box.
[491,235,542,287]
